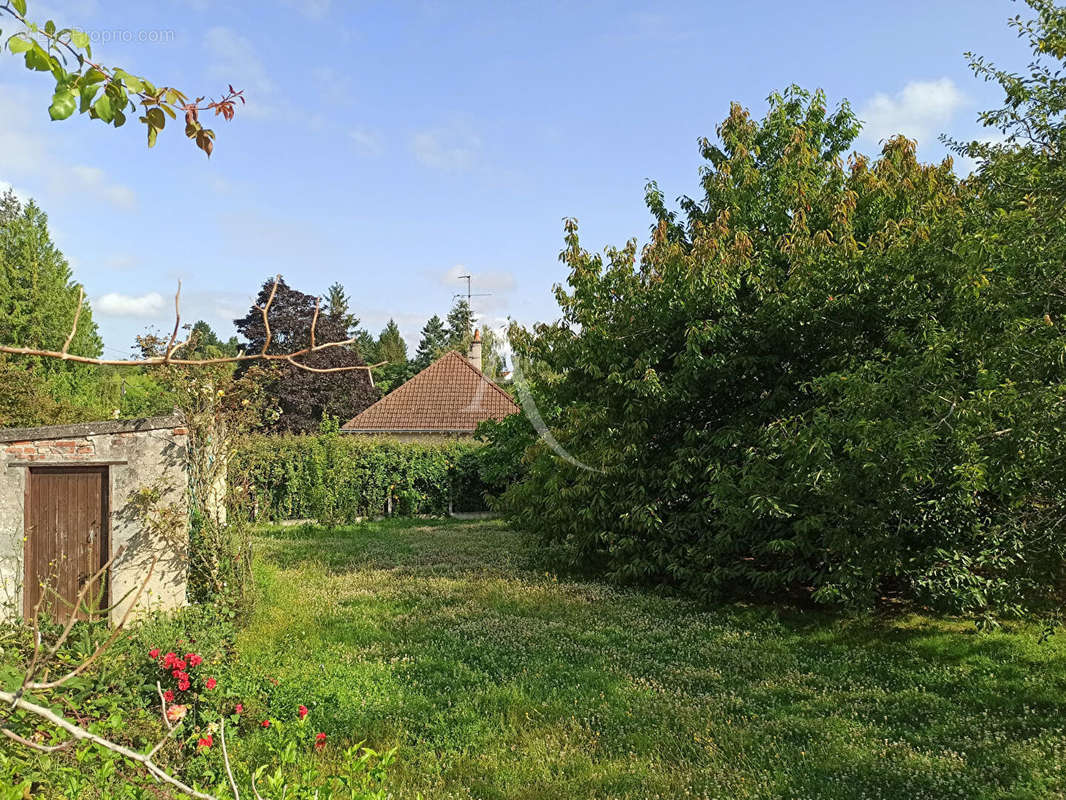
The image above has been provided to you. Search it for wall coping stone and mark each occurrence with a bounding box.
[0,414,183,444]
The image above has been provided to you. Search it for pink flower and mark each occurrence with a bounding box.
[235,704,244,714]
[166,704,187,723]
[298,704,308,719]
[205,677,217,690]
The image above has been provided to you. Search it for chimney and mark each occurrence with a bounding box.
[467,328,482,371]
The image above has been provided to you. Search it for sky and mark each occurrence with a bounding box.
[0,0,1036,360]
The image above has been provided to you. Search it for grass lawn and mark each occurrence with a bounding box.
[240,519,1066,800]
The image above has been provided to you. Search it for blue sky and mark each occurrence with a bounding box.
[0,0,1033,358]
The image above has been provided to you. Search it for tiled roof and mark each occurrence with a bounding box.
[342,351,519,432]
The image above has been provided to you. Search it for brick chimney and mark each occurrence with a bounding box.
[467,328,482,371]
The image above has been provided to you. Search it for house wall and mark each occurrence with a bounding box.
[0,416,189,623]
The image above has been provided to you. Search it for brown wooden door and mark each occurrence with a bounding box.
[24,466,109,623]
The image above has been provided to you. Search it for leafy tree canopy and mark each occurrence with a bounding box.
[234,276,378,432]
[493,57,1066,619]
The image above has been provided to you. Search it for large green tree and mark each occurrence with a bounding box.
[494,62,1066,618]
[445,298,474,350]
[0,191,102,361]
[234,277,379,432]
[413,314,448,372]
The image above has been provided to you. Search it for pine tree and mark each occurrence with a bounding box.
[325,282,358,336]
[0,196,102,361]
[376,319,408,365]
[445,298,474,350]
[413,314,448,371]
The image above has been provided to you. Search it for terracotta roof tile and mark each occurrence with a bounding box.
[342,351,519,432]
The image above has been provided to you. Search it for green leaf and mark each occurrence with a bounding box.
[79,82,99,113]
[92,93,113,123]
[70,30,89,50]
[44,20,55,35]
[7,35,32,54]
[48,87,77,120]
[11,0,26,16]
[147,122,159,148]
[82,67,106,85]
[146,107,165,129]
[113,69,144,93]
[24,44,51,72]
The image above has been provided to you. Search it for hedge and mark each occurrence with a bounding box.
[232,432,490,525]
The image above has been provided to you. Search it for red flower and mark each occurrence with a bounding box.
[261,719,271,728]
[174,659,187,672]
[149,648,160,660]
[298,704,308,719]
[163,690,175,703]
[235,704,244,714]
[186,653,203,668]
[314,732,327,750]
[162,652,178,669]
[205,677,217,690]
[197,735,213,751]
[178,679,191,692]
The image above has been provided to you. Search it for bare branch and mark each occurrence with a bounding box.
[220,719,241,800]
[0,277,385,373]
[28,554,158,691]
[21,547,125,692]
[0,688,216,800]
[61,287,85,356]
[1,726,72,753]
[258,275,281,356]
[165,280,185,361]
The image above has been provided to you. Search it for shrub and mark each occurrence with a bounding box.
[233,431,493,524]
[492,83,1066,619]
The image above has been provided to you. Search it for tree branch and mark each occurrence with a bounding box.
[0,276,385,373]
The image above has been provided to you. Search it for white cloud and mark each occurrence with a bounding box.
[103,253,138,271]
[412,123,481,170]
[440,264,516,294]
[281,0,331,19]
[859,78,967,147]
[349,127,384,157]
[95,291,165,318]
[204,27,276,118]
[0,85,136,210]
[70,166,136,209]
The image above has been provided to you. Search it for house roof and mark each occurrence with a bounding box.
[342,351,519,433]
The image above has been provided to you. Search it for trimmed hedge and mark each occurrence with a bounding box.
[233,433,489,525]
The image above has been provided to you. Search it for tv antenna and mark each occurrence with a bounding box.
[453,274,492,311]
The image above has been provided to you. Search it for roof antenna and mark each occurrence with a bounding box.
[453,273,492,315]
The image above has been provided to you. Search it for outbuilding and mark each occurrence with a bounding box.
[0,415,189,624]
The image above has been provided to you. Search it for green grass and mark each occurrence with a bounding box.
[238,519,1066,799]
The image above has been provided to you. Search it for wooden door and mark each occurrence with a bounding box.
[24,466,109,623]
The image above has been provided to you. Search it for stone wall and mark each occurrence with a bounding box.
[0,415,189,623]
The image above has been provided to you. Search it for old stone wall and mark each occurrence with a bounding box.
[0,416,189,623]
